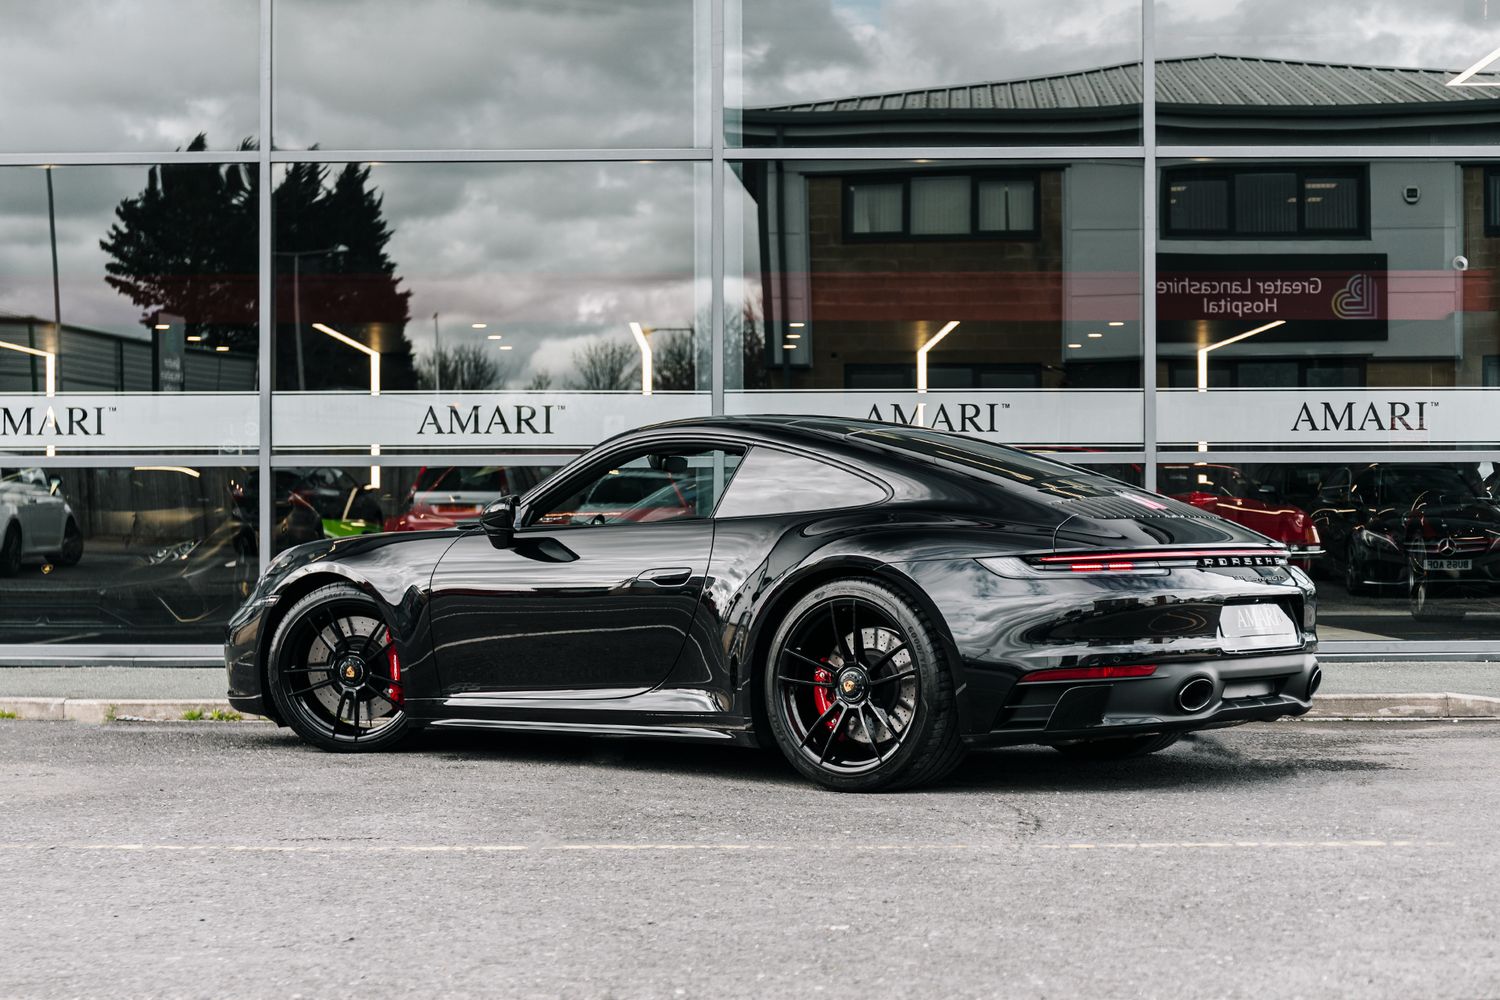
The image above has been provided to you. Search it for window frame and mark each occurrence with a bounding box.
[841,168,1043,243]
[1160,164,1369,240]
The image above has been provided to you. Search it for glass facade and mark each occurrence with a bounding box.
[4,0,1500,655]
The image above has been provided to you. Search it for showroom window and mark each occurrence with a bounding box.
[844,173,1041,240]
[1162,167,1367,239]
[9,0,1500,659]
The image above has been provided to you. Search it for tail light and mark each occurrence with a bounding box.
[980,547,1286,578]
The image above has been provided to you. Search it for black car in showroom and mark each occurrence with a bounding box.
[1312,463,1500,620]
[225,417,1320,791]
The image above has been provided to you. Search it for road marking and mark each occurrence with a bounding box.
[0,839,1451,855]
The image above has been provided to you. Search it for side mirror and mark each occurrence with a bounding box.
[1254,484,1279,502]
[480,495,518,549]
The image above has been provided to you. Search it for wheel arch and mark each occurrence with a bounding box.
[742,558,965,748]
[255,569,392,725]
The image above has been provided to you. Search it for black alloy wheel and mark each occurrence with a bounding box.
[1409,573,1465,623]
[1343,548,1372,598]
[267,583,411,751]
[765,579,964,792]
[0,524,21,577]
[1053,733,1180,760]
[51,518,83,568]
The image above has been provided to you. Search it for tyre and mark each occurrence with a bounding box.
[50,518,83,568]
[1052,733,1180,760]
[266,583,411,752]
[1410,575,1465,622]
[0,524,21,577]
[763,578,965,792]
[1343,550,1372,598]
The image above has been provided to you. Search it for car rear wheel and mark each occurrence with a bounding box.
[267,584,411,752]
[1052,733,1180,760]
[1409,576,1465,622]
[764,579,965,792]
[1343,550,1373,597]
[50,518,83,567]
[0,524,21,577]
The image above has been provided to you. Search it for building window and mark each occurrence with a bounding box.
[1162,166,1366,239]
[1484,169,1500,237]
[843,171,1040,240]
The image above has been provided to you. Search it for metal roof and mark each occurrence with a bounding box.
[754,54,1500,114]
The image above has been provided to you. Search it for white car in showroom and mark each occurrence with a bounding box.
[0,468,83,575]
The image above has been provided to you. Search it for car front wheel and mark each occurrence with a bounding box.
[267,583,411,752]
[764,579,965,792]
[0,524,21,577]
[50,518,83,567]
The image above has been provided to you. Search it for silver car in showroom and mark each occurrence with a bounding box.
[0,468,83,575]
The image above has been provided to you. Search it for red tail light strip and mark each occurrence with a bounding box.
[1036,548,1287,571]
[1017,664,1158,684]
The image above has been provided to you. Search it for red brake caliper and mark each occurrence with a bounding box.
[386,632,403,706]
[813,663,836,728]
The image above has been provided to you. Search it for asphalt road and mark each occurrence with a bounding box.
[2,719,1498,1000]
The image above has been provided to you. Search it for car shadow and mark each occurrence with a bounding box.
[380,725,1396,794]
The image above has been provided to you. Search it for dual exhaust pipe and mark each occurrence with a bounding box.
[1175,667,1322,713]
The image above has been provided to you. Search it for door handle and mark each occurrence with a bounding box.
[635,567,693,588]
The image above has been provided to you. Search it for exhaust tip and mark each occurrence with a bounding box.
[1307,667,1323,700]
[1177,677,1215,713]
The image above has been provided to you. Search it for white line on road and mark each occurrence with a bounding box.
[0,839,1452,855]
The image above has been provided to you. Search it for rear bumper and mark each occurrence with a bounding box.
[964,650,1317,748]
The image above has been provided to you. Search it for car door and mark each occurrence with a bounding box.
[427,443,743,697]
[14,472,61,553]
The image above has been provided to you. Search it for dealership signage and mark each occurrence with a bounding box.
[1157,253,1387,342]
[272,391,710,450]
[727,390,1144,445]
[0,393,257,450]
[1159,390,1495,446]
[270,390,1144,449]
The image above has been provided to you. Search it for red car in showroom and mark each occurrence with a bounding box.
[385,466,553,532]
[1157,464,1322,566]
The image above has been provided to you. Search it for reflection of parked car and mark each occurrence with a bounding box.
[0,467,83,575]
[113,492,258,625]
[1157,464,1322,565]
[1313,464,1500,619]
[278,468,382,539]
[534,461,698,525]
[386,467,550,532]
[234,472,324,553]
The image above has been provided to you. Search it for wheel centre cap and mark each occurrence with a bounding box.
[837,667,868,702]
[337,657,365,686]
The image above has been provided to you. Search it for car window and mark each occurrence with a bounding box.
[713,447,886,519]
[532,446,744,527]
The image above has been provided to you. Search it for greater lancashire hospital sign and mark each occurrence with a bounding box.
[1157,253,1388,342]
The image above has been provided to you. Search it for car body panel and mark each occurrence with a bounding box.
[226,416,1318,748]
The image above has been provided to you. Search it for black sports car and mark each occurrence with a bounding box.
[225,417,1320,791]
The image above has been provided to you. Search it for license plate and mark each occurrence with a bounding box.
[1218,603,1299,653]
[1423,559,1471,571]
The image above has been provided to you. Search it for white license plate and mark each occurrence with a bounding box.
[1218,603,1299,653]
[1222,680,1276,699]
[1423,559,1471,571]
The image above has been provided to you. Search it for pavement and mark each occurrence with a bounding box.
[2,718,1498,998]
[3,661,1500,719]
